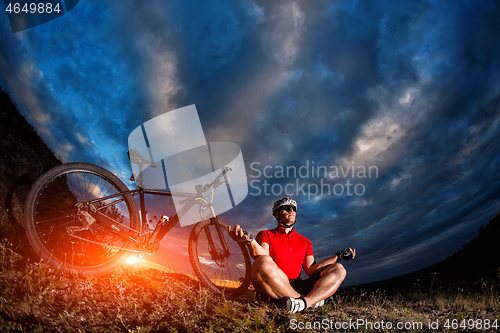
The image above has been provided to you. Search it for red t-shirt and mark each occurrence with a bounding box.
[256,227,313,279]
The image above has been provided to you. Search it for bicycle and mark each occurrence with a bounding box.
[23,149,252,298]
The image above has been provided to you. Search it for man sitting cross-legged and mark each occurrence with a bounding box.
[228,197,355,313]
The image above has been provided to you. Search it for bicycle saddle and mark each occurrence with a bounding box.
[127,149,157,168]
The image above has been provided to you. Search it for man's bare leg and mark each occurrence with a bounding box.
[252,255,301,299]
[253,257,346,311]
[302,263,347,307]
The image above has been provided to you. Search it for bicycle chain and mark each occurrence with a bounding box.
[67,224,145,253]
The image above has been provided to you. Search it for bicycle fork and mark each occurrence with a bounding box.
[202,205,231,263]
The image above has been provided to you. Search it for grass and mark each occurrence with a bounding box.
[0,206,499,332]
[1,237,499,333]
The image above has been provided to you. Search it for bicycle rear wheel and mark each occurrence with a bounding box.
[23,163,140,274]
[188,219,251,298]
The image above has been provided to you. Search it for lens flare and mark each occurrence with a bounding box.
[125,255,141,266]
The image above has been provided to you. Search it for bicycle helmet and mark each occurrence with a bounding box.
[272,197,298,227]
[272,197,298,213]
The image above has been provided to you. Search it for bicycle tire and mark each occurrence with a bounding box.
[23,163,140,274]
[188,219,251,298]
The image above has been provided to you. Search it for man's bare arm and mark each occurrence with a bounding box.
[247,239,269,259]
[303,248,356,277]
[303,255,335,277]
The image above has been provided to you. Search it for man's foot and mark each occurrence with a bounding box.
[310,299,325,308]
[281,296,307,314]
[311,295,336,308]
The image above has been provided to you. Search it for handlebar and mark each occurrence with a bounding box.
[178,167,232,205]
[204,166,232,192]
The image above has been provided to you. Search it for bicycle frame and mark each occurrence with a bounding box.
[86,173,229,256]
[24,160,251,296]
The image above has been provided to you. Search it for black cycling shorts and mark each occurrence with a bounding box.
[289,273,322,296]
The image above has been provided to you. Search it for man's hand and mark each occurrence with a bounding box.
[228,224,254,244]
[336,248,356,261]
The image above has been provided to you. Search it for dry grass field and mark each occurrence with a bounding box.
[1,234,498,332]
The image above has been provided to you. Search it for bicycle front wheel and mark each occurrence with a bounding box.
[188,219,251,298]
[23,163,140,274]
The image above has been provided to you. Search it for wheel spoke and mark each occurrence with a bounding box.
[189,220,251,297]
[24,164,139,274]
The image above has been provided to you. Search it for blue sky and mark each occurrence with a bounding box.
[1,0,500,285]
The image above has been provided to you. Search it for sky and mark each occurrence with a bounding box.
[1,0,500,286]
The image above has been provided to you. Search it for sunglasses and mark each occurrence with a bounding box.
[281,205,296,212]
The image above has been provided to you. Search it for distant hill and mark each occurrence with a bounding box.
[432,212,500,281]
[353,212,500,292]
[0,88,61,256]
